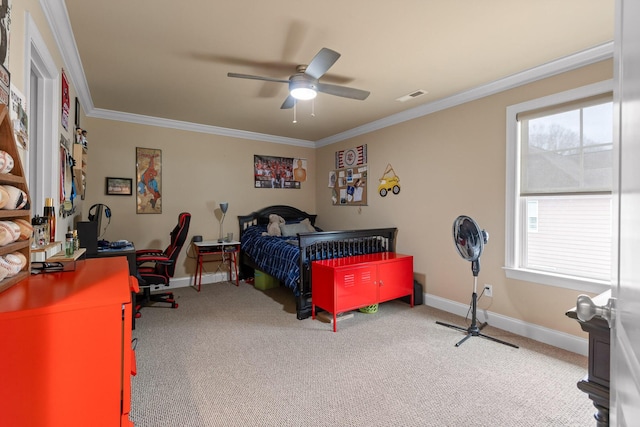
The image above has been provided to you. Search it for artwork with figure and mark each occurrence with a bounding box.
[136,147,162,213]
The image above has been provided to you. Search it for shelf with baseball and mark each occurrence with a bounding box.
[0,105,32,293]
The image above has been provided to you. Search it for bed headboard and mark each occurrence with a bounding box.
[238,205,318,238]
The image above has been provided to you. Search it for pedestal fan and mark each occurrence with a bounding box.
[436,215,518,348]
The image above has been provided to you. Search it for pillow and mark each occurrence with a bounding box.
[279,218,316,236]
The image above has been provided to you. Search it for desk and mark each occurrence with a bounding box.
[194,240,240,290]
[88,244,138,328]
[91,244,137,275]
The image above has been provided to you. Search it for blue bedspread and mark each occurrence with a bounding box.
[241,225,302,292]
[241,225,390,295]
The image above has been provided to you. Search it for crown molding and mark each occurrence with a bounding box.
[40,0,94,113]
[316,42,614,147]
[91,108,315,147]
[43,0,613,149]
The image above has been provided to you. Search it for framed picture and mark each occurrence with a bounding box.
[106,177,133,195]
[136,147,162,213]
[0,64,9,106]
[75,97,80,128]
[61,69,70,130]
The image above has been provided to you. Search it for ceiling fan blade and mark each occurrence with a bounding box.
[305,48,340,80]
[227,73,289,84]
[281,95,296,109]
[316,83,370,100]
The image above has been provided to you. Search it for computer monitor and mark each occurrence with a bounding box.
[87,203,111,239]
[76,221,98,256]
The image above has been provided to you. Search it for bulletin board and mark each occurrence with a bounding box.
[330,165,368,206]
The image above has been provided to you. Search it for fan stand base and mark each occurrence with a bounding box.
[436,276,519,349]
[435,320,519,348]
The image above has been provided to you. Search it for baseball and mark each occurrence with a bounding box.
[0,256,18,277]
[3,253,23,276]
[0,220,20,245]
[9,251,27,269]
[0,150,14,174]
[0,263,8,281]
[0,185,9,209]
[13,219,34,241]
[0,186,28,210]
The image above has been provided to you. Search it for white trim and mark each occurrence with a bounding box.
[425,293,588,356]
[40,0,94,112]
[91,108,315,148]
[316,43,614,147]
[25,12,59,216]
[504,80,614,292]
[504,267,611,294]
[142,272,230,293]
[42,0,614,147]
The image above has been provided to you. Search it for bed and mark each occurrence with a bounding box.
[238,205,397,319]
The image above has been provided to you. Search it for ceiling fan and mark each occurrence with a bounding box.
[227,48,370,109]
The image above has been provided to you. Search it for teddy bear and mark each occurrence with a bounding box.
[262,214,285,236]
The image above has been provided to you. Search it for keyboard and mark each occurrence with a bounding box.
[110,240,130,249]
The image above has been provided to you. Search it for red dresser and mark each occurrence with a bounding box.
[0,257,136,426]
[312,252,414,331]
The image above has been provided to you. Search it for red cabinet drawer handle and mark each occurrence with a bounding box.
[131,349,137,376]
[129,276,140,293]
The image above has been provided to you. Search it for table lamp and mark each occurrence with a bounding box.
[218,202,229,242]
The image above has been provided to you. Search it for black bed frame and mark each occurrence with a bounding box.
[238,205,397,319]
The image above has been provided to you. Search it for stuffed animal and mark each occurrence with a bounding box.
[262,214,285,236]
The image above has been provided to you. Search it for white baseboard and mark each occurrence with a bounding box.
[424,293,588,356]
[146,272,232,292]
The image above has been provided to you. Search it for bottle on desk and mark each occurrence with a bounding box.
[66,232,74,257]
[43,197,56,243]
[73,229,79,251]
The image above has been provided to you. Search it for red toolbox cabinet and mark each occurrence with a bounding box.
[312,252,414,331]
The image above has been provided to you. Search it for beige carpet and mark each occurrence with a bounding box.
[131,281,594,426]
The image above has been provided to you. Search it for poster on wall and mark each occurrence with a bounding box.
[0,0,11,69]
[61,69,70,130]
[254,154,305,189]
[136,147,162,213]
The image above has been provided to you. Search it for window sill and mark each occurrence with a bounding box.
[503,267,611,294]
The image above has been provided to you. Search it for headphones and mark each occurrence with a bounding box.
[88,203,112,222]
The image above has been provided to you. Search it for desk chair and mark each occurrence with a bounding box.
[136,212,191,313]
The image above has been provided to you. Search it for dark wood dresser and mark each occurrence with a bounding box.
[566,290,611,427]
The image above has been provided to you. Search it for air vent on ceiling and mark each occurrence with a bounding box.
[395,90,428,102]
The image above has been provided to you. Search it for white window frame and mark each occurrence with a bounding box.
[504,80,613,294]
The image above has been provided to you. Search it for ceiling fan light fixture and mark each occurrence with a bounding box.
[290,86,317,100]
[289,78,317,100]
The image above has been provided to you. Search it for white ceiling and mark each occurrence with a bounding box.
[58,0,614,144]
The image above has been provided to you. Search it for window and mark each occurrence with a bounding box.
[505,81,613,293]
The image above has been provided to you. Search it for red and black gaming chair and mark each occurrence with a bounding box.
[136,212,191,312]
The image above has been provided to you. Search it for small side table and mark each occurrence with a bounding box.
[193,240,240,291]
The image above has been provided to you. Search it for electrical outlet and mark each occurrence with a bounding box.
[484,284,493,297]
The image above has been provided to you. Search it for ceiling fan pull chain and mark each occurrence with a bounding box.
[293,100,297,124]
[311,99,315,117]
